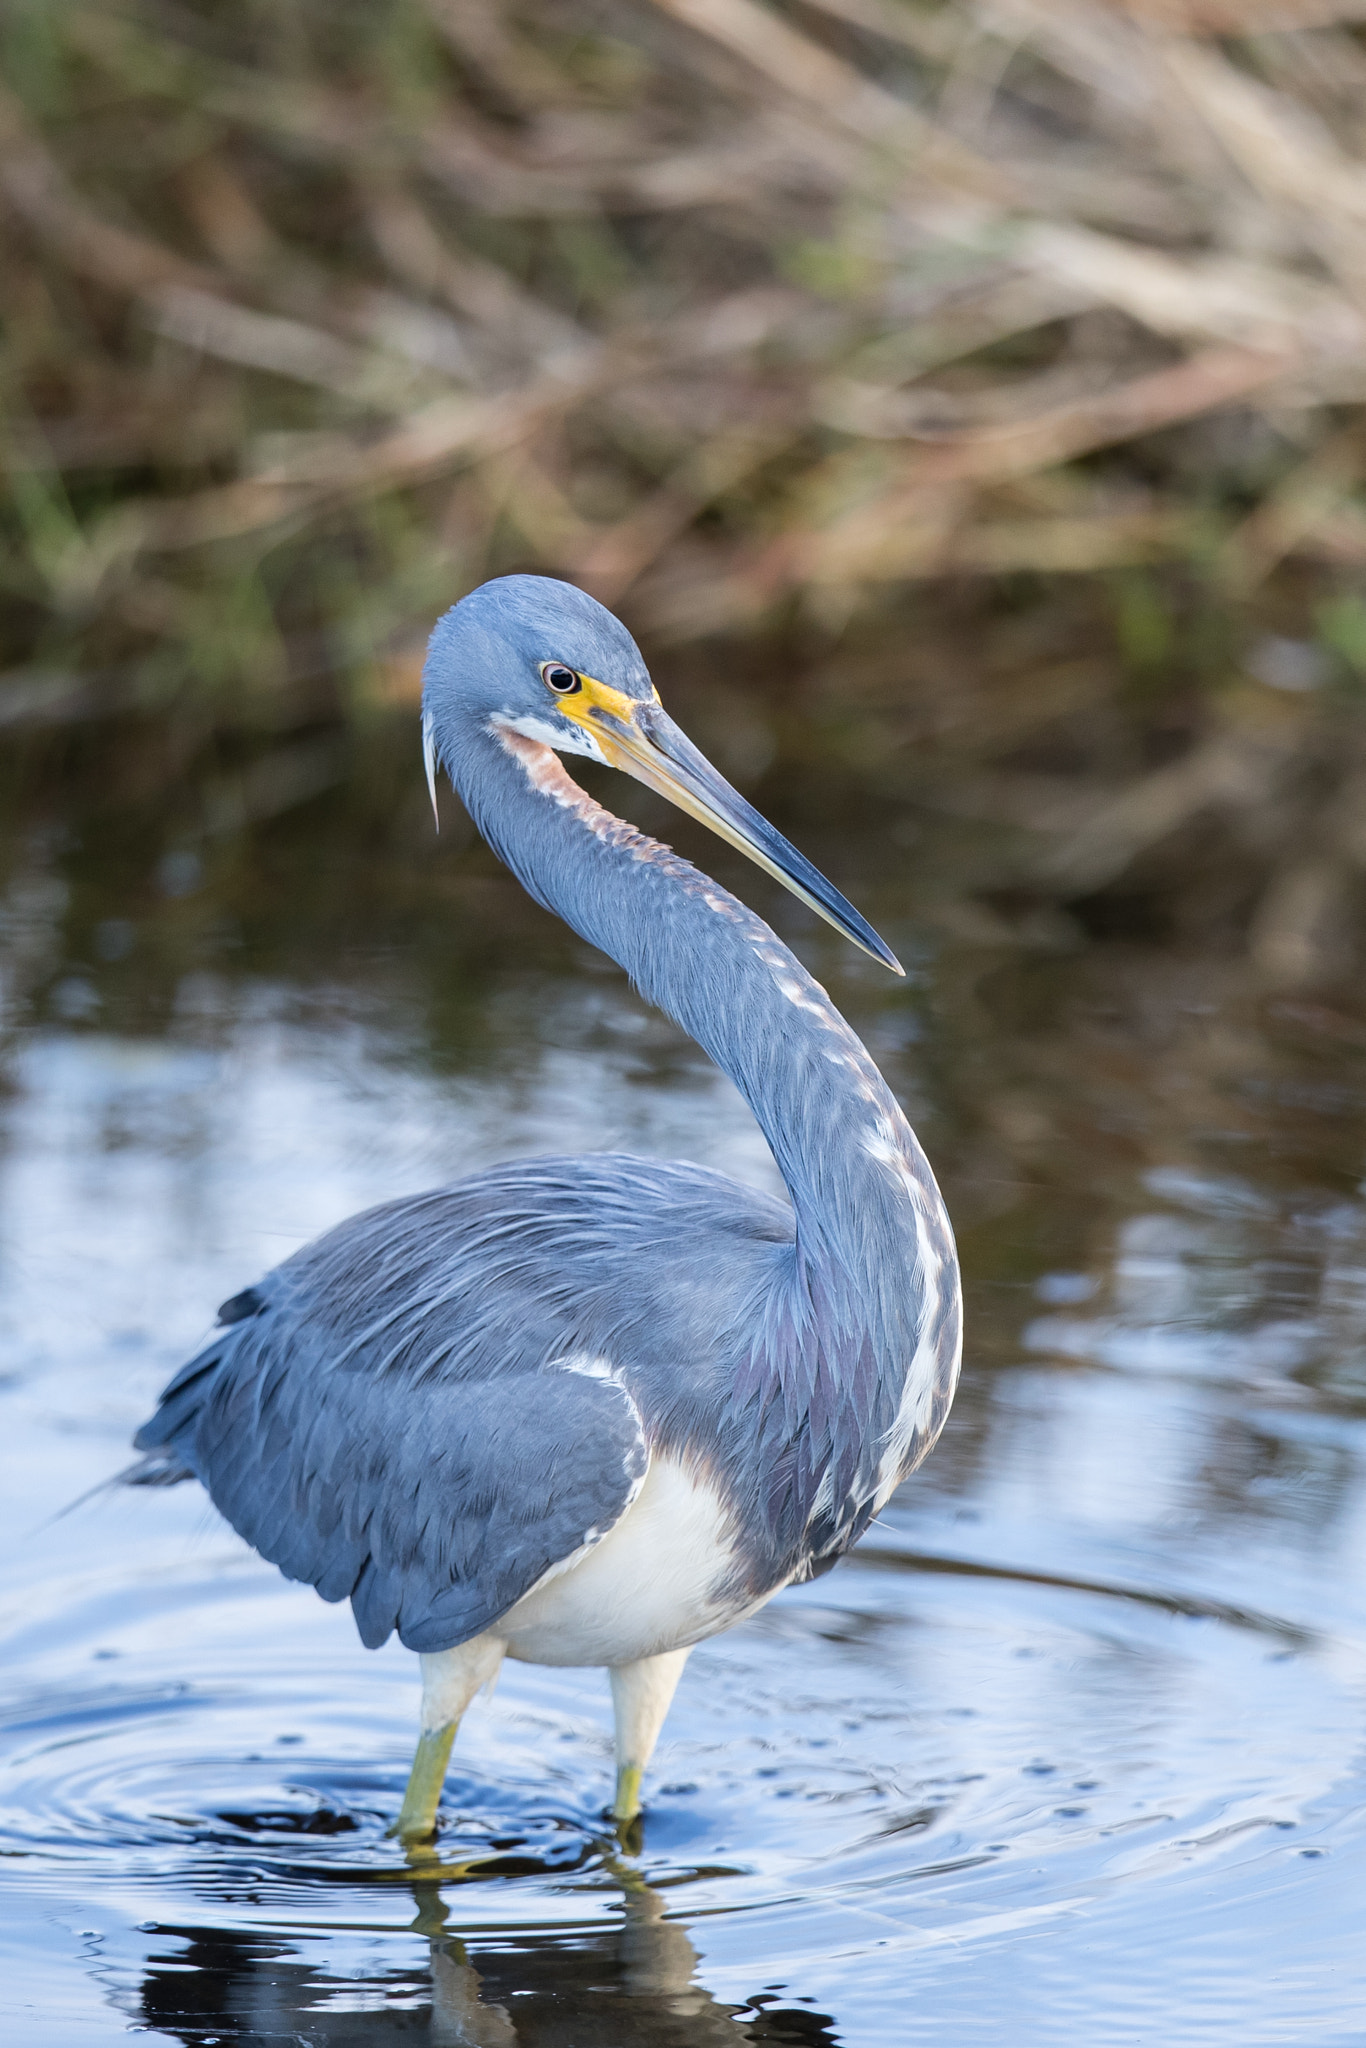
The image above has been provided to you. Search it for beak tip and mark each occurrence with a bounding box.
[864,930,904,976]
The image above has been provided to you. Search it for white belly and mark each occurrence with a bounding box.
[497,1452,757,1668]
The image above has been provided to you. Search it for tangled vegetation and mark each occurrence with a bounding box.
[3,0,1366,981]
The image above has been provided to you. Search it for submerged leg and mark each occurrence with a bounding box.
[609,1646,691,1822]
[391,1634,505,1842]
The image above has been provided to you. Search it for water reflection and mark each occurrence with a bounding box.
[138,1870,835,2047]
[2,750,1366,2041]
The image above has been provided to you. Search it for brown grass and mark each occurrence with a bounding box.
[3,1,1366,981]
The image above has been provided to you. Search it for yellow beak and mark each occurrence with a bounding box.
[561,676,902,974]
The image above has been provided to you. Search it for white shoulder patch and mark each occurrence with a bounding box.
[560,1351,624,1385]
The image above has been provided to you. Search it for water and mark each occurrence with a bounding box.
[2,724,1365,2044]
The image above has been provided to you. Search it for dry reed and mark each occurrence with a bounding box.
[3,0,1366,980]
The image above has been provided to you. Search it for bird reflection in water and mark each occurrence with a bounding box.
[137,1848,838,2046]
[410,1851,755,2048]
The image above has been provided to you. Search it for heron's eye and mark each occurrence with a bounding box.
[541,663,582,695]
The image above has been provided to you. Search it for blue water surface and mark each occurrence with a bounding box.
[2,765,1365,2045]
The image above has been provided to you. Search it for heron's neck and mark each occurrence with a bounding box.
[469,731,956,1382]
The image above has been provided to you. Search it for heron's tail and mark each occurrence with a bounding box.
[38,1450,196,1534]
[47,1304,257,1530]
[119,1450,198,1488]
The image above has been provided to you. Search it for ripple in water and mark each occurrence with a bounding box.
[4,1509,1365,2044]
[3,964,1366,2040]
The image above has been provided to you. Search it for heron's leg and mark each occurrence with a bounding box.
[393,1725,459,1844]
[609,1646,691,1822]
[391,1634,505,1842]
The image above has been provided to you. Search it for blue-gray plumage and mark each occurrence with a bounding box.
[133,575,962,1839]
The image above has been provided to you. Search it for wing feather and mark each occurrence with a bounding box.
[136,1308,647,1653]
[134,1155,789,1648]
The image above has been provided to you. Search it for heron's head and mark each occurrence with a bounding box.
[422,574,901,973]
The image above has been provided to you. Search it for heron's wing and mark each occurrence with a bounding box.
[137,1319,647,1653]
[134,1155,788,1650]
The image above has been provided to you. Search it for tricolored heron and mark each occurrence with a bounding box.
[133,576,962,1840]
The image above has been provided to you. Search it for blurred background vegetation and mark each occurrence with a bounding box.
[4,0,1366,986]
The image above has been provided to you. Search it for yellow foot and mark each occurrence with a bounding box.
[612,1762,643,1824]
[388,1722,458,1842]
